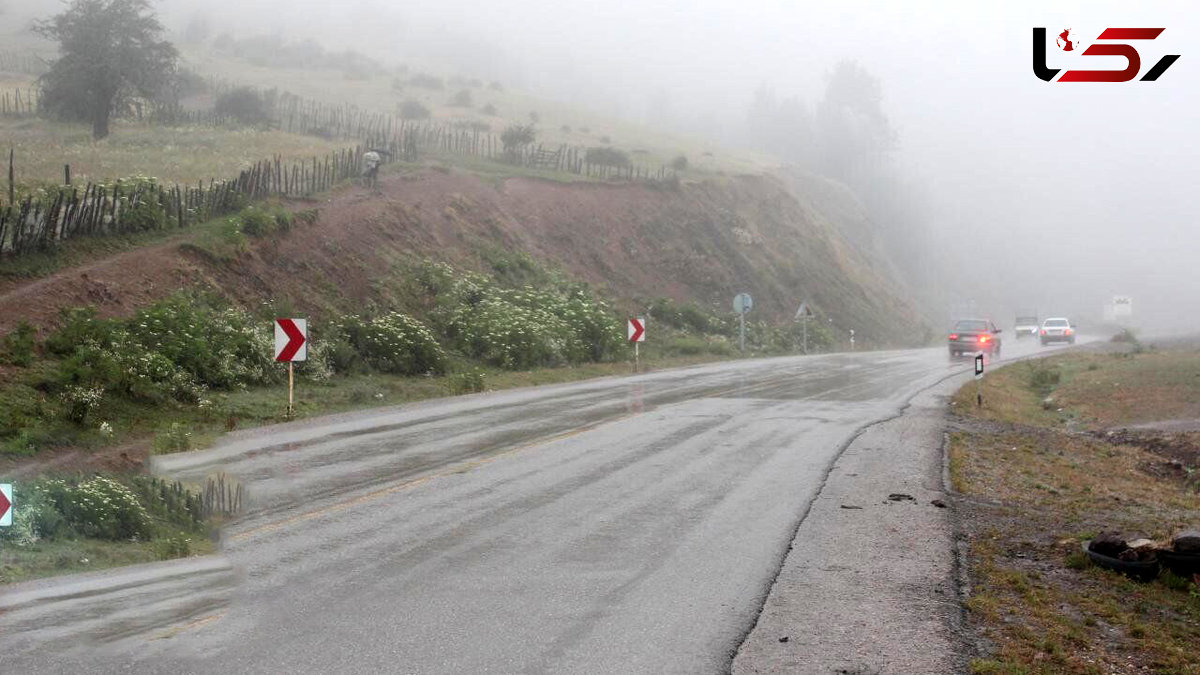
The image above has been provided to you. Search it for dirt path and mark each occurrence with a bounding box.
[0,238,198,336]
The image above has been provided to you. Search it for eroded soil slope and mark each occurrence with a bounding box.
[0,169,928,345]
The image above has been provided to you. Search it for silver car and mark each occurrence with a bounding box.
[1039,317,1076,345]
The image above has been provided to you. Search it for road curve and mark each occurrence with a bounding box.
[2,339,1065,673]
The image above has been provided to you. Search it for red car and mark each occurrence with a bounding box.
[948,318,1002,358]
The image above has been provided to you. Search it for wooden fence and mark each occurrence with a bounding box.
[1,145,368,256]
[0,88,38,118]
[1,64,678,257]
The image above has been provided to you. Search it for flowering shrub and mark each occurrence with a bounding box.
[51,295,277,410]
[0,486,47,546]
[125,296,276,389]
[237,205,292,237]
[1,476,206,546]
[447,368,486,395]
[433,272,622,369]
[153,422,193,454]
[60,385,104,424]
[334,312,446,375]
[40,477,152,541]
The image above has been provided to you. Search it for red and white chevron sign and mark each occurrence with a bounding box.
[0,483,12,527]
[627,318,645,342]
[274,318,308,362]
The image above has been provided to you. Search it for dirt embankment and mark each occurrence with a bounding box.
[0,169,927,344]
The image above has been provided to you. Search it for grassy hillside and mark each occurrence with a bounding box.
[1,24,929,347]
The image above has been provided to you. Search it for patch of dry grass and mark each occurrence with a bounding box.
[2,117,348,188]
[951,348,1200,675]
[952,349,1200,431]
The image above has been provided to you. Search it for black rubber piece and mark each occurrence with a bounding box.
[1159,550,1200,577]
[1083,541,1160,581]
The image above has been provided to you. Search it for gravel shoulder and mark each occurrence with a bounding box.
[733,372,970,674]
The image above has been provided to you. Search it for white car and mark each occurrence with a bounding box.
[1040,317,1076,345]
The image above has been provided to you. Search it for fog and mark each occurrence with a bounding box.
[8,0,1197,336]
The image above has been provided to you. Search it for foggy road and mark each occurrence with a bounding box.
[1,338,1072,673]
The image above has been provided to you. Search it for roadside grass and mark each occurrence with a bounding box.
[951,349,1200,430]
[950,348,1200,674]
[1,116,348,188]
[0,534,215,586]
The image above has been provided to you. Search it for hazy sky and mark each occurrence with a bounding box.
[14,0,1199,333]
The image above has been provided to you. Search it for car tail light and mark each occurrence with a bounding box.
[978,335,991,343]
[1065,328,1073,335]
[1040,329,1046,335]
[948,333,958,341]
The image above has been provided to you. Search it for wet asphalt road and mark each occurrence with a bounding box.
[3,338,1066,674]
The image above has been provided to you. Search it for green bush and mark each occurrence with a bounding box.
[662,336,735,357]
[399,99,431,120]
[153,422,193,454]
[60,385,104,424]
[648,298,723,334]
[120,187,168,232]
[43,307,114,357]
[0,322,36,367]
[0,484,51,545]
[40,477,153,541]
[334,313,447,375]
[664,336,708,356]
[585,146,630,168]
[1,476,205,545]
[1028,364,1061,394]
[50,295,277,406]
[238,206,287,237]
[501,124,537,154]
[434,272,622,369]
[213,86,273,126]
[447,369,486,395]
[0,384,47,441]
[154,535,193,560]
[1,429,43,457]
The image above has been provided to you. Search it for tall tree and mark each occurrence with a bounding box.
[35,0,177,140]
[815,60,895,182]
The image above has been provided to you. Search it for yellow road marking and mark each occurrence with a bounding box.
[152,611,226,641]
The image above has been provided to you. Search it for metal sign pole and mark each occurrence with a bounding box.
[288,362,294,418]
[975,353,984,407]
[802,317,808,354]
[634,341,639,374]
[739,311,745,354]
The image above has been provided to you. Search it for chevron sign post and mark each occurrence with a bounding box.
[628,317,646,373]
[274,319,308,417]
[0,483,12,527]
